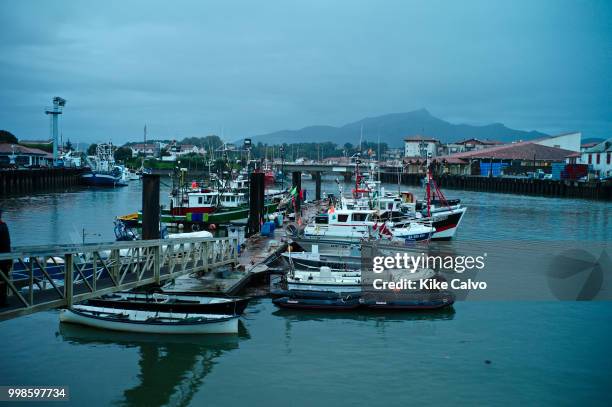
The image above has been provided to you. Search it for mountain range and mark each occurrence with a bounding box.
[242,109,547,147]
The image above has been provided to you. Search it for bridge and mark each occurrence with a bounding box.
[0,236,239,321]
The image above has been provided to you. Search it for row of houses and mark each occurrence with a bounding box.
[129,141,206,161]
[401,132,611,178]
[567,139,612,177]
[404,135,506,157]
[403,132,581,159]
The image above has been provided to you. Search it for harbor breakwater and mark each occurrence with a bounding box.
[379,172,612,201]
[0,168,84,196]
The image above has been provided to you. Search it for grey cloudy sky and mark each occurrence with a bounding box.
[0,0,610,144]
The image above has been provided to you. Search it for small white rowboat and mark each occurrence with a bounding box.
[59,305,239,334]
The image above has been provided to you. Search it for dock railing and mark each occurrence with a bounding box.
[0,236,239,321]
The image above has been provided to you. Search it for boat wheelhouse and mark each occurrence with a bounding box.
[304,208,435,242]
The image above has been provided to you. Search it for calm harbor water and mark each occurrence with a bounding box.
[0,180,610,406]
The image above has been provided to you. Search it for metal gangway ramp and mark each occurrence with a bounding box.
[0,236,239,321]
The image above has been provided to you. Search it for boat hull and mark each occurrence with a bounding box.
[59,308,239,334]
[270,289,359,300]
[143,202,279,225]
[87,293,250,315]
[272,296,361,310]
[283,255,360,271]
[361,291,455,310]
[81,173,127,187]
[430,207,467,240]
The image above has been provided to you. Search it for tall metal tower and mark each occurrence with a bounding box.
[45,96,66,165]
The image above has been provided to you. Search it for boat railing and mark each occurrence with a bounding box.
[0,236,239,321]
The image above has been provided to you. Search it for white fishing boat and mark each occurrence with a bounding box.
[59,305,239,334]
[335,155,467,240]
[302,208,435,242]
[283,249,362,270]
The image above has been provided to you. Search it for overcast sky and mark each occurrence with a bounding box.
[0,0,610,144]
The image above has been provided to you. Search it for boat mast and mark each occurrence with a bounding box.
[426,159,431,218]
[141,124,146,171]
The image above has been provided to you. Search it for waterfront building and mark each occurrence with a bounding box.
[533,132,581,152]
[0,143,52,167]
[577,138,612,178]
[441,138,504,155]
[432,141,576,176]
[130,143,160,158]
[404,135,439,158]
[383,148,404,161]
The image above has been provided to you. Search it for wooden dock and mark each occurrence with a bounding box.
[378,172,612,201]
[164,200,325,297]
[0,168,84,196]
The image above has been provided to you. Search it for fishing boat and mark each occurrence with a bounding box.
[59,305,239,334]
[160,178,285,227]
[301,208,435,242]
[86,291,250,315]
[121,190,282,230]
[81,143,128,187]
[123,168,141,181]
[337,155,466,240]
[255,161,276,186]
[282,248,362,270]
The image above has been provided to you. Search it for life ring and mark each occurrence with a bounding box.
[191,223,201,232]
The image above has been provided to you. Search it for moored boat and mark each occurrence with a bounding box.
[59,305,239,334]
[270,288,357,300]
[272,296,361,310]
[360,291,455,310]
[282,250,361,271]
[301,208,435,242]
[286,266,362,293]
[81,143,128,187]
[86,291,250,315]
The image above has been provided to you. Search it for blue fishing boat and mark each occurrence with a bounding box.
[81,143,127,187]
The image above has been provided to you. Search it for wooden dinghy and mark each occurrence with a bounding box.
[86,291,250,315]
[59,305,239,334]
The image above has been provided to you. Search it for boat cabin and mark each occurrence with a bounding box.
[219,192,247,208]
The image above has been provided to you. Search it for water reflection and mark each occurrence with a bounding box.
[58,321,250,407]
[273,308,455,350]
[272,308,455,323]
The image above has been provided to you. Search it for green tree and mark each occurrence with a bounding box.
[114,146,133,162]
[87,143,98,155]
[0,130,18,143]
[64,140,74,152]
